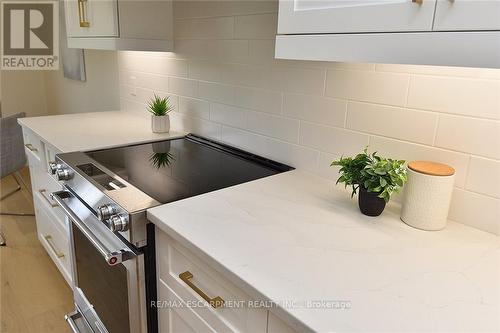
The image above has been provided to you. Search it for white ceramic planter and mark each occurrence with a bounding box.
[151,115,170,133]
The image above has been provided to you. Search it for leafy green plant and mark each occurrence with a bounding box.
[148,94,173,116]
[331,148,407,202]
[149,152,175,169]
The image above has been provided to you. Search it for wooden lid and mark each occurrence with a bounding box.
[408,161,455,176]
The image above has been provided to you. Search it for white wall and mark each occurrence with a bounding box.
[117,1,500,235]
[0,70,48,117]
[45,50,120,115]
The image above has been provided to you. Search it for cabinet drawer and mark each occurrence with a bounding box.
[34,193,72,285]
[156,230,267,333]
[158,279,217,333]
[267,312,299,333]
[23,130,43,164]
[31,167,67,232]
[37,179,67,232]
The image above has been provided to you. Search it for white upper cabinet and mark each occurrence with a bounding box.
[276,0,500,68]
[278,0,437,34]
[433,0,500,31]
[65,0,119,38]
[64,0,173,52]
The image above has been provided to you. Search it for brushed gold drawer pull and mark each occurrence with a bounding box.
[39,189,58,208]
[78,0,90,27]
[412,0,423,4]
[25,143,38,152]
[44,235,65,258]
[179,271,224,308]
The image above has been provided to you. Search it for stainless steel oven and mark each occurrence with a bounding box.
[49,134,293,333]
[52,190,146,333]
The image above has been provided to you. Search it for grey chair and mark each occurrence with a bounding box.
[0,112,35,245]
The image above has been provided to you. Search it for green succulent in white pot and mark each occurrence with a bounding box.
[148,94,173,133]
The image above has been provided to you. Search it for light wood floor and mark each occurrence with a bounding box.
[0,168,73,333]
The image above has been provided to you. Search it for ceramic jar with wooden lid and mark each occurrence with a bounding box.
[401,161,455,231]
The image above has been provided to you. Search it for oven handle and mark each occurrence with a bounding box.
[52,190,136,266]
[65,310,83,333]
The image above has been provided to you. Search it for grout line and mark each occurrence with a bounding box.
[343,102,348,128]
[404,75,412,107]
[463,154,472,190]
[432,114,440,146]
[322,68,328,97]
[458,186,500,200]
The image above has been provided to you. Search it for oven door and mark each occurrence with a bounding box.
[52,190,146,333]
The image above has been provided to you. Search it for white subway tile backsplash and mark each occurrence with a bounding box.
[347,102,438,145]
[121,55,188,77]
[283,93,346,127]
[247,111,299,142]
[220,126,267,154]
[270,66,325,95]
[217,40,250,63]
[448,188,500,235]
[325,70,409,106]
[435,115,500,159]
[175,17,234,39]
[170,112,221,140]
[168,77,198,98]
[233,86,282,114]
[299,122,369,156]
[175,40,218,60]
[234,14,277,39]
[376,64,500,80]
[263,138,319,172]
[179,97,210,119]
[188,61,222,82]
[407,75,500,119]
[466,157,500,198]
[249,40,275,64]
[174,1,277,19]
[369,136,470,188]
[220,63,266,87]
[210,103,248,128]
[198,81,234,104]
[118,2,500,234]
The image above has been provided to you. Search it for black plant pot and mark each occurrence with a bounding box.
[358,186,386,217]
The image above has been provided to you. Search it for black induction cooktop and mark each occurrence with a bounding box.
[85,134,293,204]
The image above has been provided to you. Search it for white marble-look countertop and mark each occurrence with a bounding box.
[18,111,185,152]
[147,170,500,333]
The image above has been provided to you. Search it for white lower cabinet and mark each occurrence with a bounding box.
[156,229,268,333]
[158,279,217,333]
[21,127,72,285]
[267,312,299,333]
[33,191,72,285]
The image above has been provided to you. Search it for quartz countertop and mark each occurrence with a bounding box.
[18,111,185,152]
[147,170,500,333]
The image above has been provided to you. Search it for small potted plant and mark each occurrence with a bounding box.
[331,148,407,217]
[148,94,173,133]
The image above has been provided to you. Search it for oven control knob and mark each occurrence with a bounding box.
[48,161,59,175]
[109,214,129,232]
[96,204,117,221]
[55,168,72,181]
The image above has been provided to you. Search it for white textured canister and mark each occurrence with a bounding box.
[401,161,455,231]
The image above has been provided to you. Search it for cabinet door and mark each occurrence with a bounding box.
[278,0,437,34]
[434,0,500,31]
[64,0,119,37]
